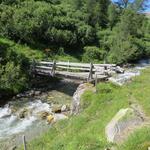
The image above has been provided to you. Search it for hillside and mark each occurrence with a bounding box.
[18,68,150,150]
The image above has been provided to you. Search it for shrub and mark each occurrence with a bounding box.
[107,37,144,64]
[0,62,27,93]
[82,46,104,63]
[0,44,29,95]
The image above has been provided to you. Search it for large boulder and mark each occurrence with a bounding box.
[105,108,145,143]
[71,83,94,115]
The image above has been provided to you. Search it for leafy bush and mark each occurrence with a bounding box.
[108,37,145,64]
[0,62,27,93]
[82,46,104,63]
[0,44,29,95]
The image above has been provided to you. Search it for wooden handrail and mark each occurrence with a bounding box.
[32,60,122,81]
[38,61,116,67]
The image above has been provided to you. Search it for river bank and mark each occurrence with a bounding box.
[0,78,80,150]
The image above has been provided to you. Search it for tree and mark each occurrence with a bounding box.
[108,4,118,30]
[72,0,83,10]
[108,37,144,64]
[116,9,145,38]
[86,0,110,27]
[107,9,146,64]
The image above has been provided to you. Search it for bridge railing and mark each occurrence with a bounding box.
[31,60,123,81]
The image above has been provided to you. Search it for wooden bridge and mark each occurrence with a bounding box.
[31,61,124,82]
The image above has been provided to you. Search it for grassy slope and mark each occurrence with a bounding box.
[18,68,150,150]
[0,37,46,60]
[0,37,79,62]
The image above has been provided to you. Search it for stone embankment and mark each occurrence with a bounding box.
[71,83,95,115]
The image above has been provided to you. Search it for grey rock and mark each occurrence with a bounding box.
[105,108,145,143]
[71,83,94,115]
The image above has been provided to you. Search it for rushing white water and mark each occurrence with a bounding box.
[109,59,150,85]
[27,100,51,115]
[0,104,11,118]
[0,100,51,139]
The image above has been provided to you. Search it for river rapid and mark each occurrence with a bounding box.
[109,59,150,85]
[0,80,79,150]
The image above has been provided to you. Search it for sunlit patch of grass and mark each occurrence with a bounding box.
[0,37,46,60]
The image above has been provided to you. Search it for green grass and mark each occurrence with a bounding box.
[0,37,46,60]
[0,37,80,62]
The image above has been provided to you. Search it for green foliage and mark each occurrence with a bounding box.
[85,0,110,27]
[106,9,148,64]
[0,43,29,95]
[117,9,145,38]
[108,37,145,64]
[107,4,119,30]
[0,0,149,64]
[82,46,104,63]
[0,62,27,93]
[0,0,96,50]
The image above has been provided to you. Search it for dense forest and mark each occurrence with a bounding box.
[0,0,150,96]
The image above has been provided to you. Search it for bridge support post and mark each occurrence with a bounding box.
[88,63,93,82]
[51,60,56,76]
[22,135,27,150]
[67,60,70,72]
[95,74,98,93]
[31,59,36,78]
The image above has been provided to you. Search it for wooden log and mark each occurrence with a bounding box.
[56,71,89,79]
[32,59,36,72]
[95,74,98,93]
[38,61,54,65]
[94,64,116,67]
[67,60,70,72]
[51,60,56,76]
[88,63,93,81]
[38,61,116,67]
[22,135,27,150]
[38,61,89,67]
[56,65,93,71]
[35,66,52,70]
[95,74,98,86]
[57,62,90,68]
